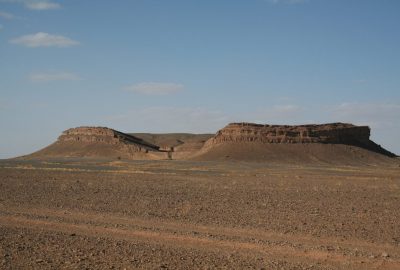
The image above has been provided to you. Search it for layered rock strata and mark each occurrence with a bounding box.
[201,122,397,158]
[58,127,160,153]
[203,122,370,147]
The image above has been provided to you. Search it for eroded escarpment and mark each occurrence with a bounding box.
[59,127,160,152]
[201,122,396,158]
[26,127,170,160]
[204,123,370,145]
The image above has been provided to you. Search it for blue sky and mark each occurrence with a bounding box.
[1,0,399,158]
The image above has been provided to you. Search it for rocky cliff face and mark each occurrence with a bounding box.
[203,122,371,148]
[58,127,160,152]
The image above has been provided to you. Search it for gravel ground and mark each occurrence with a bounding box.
[0,159,399,269]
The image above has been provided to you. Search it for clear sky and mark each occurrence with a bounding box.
[1,0,399,158]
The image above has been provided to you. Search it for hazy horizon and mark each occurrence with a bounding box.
[1,0,400,158]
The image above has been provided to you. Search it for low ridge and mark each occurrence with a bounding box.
[132,133,214,159]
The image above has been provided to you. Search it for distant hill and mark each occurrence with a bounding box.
[20,122,397,165]
[191,122,397,165]
[25,127,168,160]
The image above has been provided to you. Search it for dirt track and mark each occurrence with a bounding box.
[1,159,399,269]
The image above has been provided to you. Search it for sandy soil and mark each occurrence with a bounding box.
[0,159,399,269]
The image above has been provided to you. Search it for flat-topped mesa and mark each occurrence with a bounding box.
[203,122,371,147]
[58,127,160,152]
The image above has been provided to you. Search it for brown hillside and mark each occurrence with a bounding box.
[193,122,397,164]
[25,127,169,160]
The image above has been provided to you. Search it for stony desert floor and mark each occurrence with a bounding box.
[0,159,399,269]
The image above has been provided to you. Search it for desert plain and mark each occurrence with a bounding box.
[1,123,400,269]
[1,158,400,270]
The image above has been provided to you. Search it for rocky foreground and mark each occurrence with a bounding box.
[0,159,399,269]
